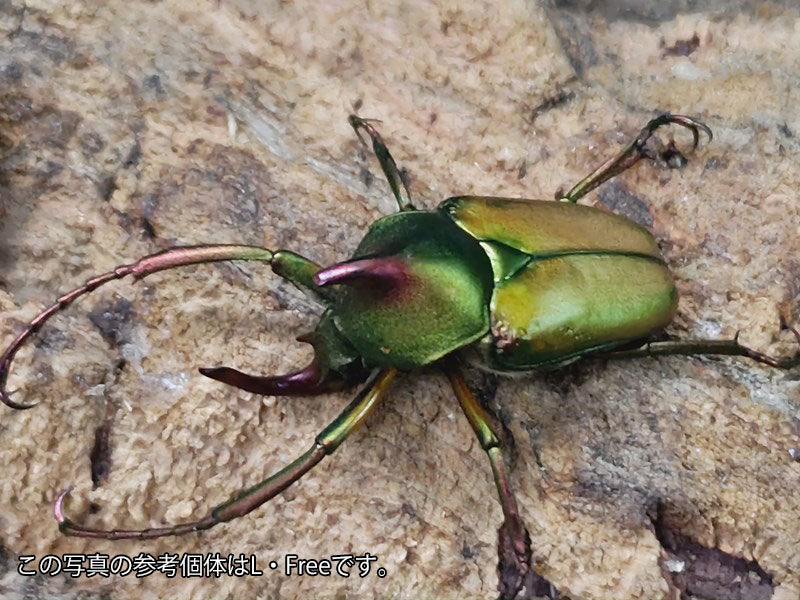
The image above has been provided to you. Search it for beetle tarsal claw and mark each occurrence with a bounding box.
[0,386,37,410]
[348,114,384,142]
[53,486,74,524]
[780,320,800,346]
[497,517,534,597]
[0,345,37,409]
[638,113,713,163]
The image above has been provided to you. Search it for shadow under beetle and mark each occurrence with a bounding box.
[2,114,798,587]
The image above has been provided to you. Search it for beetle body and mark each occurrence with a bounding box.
[320,196,676,374]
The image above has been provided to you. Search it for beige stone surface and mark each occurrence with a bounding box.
[0,1,799,599]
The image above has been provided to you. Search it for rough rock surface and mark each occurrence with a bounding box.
[0,1,799,599]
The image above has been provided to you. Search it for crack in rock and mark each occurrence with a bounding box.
[651,504,775,600]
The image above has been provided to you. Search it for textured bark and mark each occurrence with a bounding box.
[0,1,799,599]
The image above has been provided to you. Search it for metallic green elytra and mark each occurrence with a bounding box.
[2,113,797,595]
[443,196,677,370]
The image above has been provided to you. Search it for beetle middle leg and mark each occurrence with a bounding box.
[444,362,533,587]
[54,367,397,539]
[349,114,415,211]
[559,113,712,204]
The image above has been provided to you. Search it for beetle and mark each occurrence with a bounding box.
[1,113,798,585]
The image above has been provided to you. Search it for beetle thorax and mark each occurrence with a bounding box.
[328,211,493,370]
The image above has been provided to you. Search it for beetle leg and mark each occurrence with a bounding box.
[271,250,337,303]
[597,330,800,370]
[54,367,397,539]
[0,245,330,409]
[443,363,533,583]
[349,114,415,211]
[559,113,713,203]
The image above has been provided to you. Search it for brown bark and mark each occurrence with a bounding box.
[1,1,798,598]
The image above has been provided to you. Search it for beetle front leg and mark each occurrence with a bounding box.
[443,363,532,590]
[0,245,278,409]
[271,250,336,303]
[54,367,397,539]
[0,245,334,409]
[560,114,712,204]
[349,114,415,211]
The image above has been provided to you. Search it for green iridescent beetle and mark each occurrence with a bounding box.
[2,114,798,584]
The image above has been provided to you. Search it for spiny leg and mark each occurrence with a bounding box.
[443,362,532,583]
[560,113,712,204]
[349,114,415,211]
[55,367,397,539]
[1,245,275,409]
[0,245,332,408]
[597,332,800,369]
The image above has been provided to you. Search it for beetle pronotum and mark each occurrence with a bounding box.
[2,114,798,589]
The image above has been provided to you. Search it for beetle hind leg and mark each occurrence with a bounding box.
[560,113,712,204]
[54,368,397,539]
